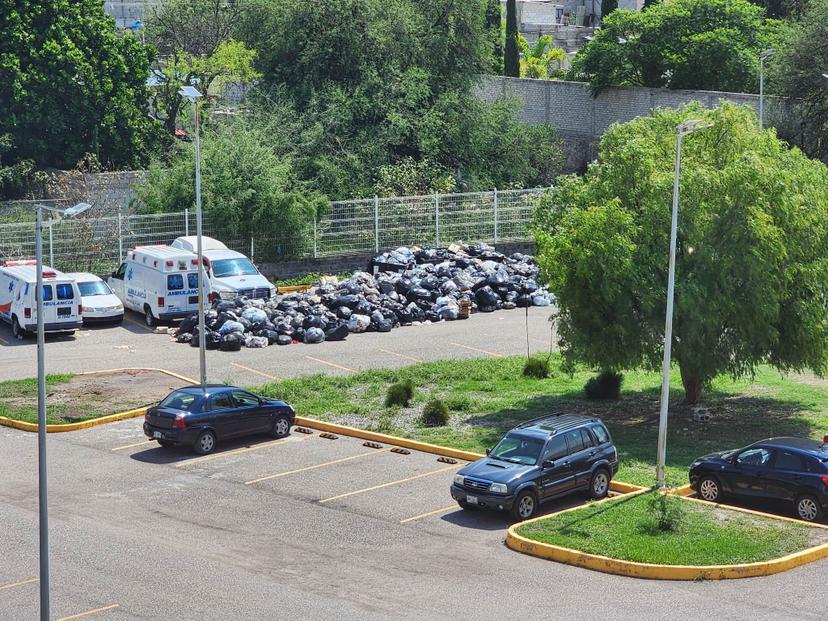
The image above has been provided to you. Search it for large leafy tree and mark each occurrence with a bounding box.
[0,0,163,169]
[145,0,260,134]
[517,34,566,79]
[769,0,828,163]
[570,0,783,94]
[535,102,828,404]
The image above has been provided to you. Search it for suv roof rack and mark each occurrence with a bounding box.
[515,412,598,435]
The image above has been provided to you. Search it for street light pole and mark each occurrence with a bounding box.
[759,49,775,131]
[32,201,90,621]
[179,86,207,387]
[655,120,710,489]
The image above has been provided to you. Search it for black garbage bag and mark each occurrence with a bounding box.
[304,315,326,330]
[331,294,360,309]
[406,287,431,303]
[395,277,413,295]
[238,317,252,331]
[378,279,396,295]
[220,332,244,352]
[276,322,295,336]
[179,315,198,334]
[375,318,393,332]
[176,332,192,344]
[304,327,325,344]
[486,271,508,288]
[206,331,222,350]
[522,279,539,294]
[293,327,305,342]
[475,285,500,307]
[420,276,440,290]
[276,334,293,346]
[370,310,385,326]
[396,308,413,324]
[325,323,349,342]
[516,294,533,308]
[265,329,280,345]
[216,301,236,313]
[504,290,519,303]
[354,300,374,316]
[212,312,233,332]
[336,306,352,320]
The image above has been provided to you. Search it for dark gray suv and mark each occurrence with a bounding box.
[450,413,619,520]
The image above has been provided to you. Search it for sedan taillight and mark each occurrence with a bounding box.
[173,413,187,429]
[821,475,828,487]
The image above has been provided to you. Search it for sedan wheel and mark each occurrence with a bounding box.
[698,477,720,502]
[194,430,216,455]
[796,495,822,522]
[272,415,291,439]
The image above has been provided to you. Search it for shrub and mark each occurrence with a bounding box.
[648,491,686,532]
[523,357,551,379]
[420,399,449,427]
[584,371,623,400]
[385,379,415,407]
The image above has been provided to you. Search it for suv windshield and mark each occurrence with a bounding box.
[490,434,544,465]
[158,390,200,412]
[212,258,258,278]
[78,281,111,296]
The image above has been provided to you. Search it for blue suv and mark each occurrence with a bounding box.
[450,413,618,520]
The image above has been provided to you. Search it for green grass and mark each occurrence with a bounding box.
[253,354,828,487]
[0,373,130,425]
[276,271,353,287]
[515,492,817,565]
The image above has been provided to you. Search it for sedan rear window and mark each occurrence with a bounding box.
[159,390,199,412]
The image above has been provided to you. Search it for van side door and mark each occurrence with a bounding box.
[108,262,127,304]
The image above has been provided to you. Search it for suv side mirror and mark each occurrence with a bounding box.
[485,447,491,456]
[542,460,554,469]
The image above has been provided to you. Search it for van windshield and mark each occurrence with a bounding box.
[78,281,111,296]
[212,258,258,278]
[490,434,544,465]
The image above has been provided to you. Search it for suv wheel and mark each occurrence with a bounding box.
[193,430,216,455]
[698,476,721,502]
[144,306,157,327]
[512,490,537,521]
[589,469,610,499]
[795,495,823,522]
[11,316,25,340]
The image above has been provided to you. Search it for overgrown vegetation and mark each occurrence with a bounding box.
[420,398,450,427]
[535,102,828,404]
[515,492,817,565]
[584,371,623,400]
[254,354,828,487]
[386,380,416,407]
[523,357,551,379]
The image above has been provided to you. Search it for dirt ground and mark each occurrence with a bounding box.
[46,369,190,420]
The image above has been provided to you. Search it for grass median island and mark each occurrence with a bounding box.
[514,492,823,566]
[253,354,828,487]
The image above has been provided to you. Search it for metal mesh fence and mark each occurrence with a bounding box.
[0,187,548,274]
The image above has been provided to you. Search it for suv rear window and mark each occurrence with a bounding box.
[591,424,610,445]
[56,283,74,300]
[167,274,184,291]
[188,273,199,289]
[41,285,53,301]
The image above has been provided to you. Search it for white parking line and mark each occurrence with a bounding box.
[449,342,503,358]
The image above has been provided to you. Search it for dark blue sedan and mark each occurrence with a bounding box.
[144,385,295,455]
[689,436,828,522]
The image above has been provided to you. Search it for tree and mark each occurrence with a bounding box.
[770,0,828,163]
[0,0,163,170]
[570,0,783,94]
[534,102,828,404]
[517,34,566,79]
[133,119,323,260]
[486,0,503,73]
[0,135,34,200]
[145,0,260,134]
[504,0,520,77]
[601,0,619,20]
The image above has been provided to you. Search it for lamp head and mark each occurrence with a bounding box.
[759,48,775,60]
[64,202,91,218]
[178,85,203,102]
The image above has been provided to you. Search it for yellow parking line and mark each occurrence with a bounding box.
[175,435,314,468]
[231,362,281,381]
[111,439,155,452]
[123,316,153,333]
[449,342,503,358]
[245,447,393,485]
[319,465,458,504]
[304,355,355,373]
[399,504,458,524]
[378,348,423,363]
[0,577,38,591]
[55,604,120,621]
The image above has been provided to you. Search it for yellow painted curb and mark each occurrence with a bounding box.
[670,483,694,497]
[506,491,828,580]
[277,285,311,294]
[0,368,198,433]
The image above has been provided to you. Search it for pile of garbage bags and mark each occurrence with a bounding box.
[172,242,554,350]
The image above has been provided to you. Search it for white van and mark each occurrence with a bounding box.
[170,236,275,301]
[107,245,211,327]
[66,272,124,324]
[0,260,83,339]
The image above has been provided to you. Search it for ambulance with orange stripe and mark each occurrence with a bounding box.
[0,260,84,339]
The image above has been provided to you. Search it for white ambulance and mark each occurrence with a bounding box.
[0,260,84,339]
[107,245,211,327]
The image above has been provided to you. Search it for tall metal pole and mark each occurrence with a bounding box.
[194,99,207,387]
[35,206,50,621]
[48,225,54,267]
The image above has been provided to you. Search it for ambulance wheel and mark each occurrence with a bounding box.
[143,306,157,328]
[12,316,26,340]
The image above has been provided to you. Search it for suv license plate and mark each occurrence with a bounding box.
[153,431,162,439]
[57,307,71,317]
[466,495,478,505]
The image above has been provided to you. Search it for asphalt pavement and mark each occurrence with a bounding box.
[0,418,826,620]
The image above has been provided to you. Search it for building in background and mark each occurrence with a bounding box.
[104,0,155,28]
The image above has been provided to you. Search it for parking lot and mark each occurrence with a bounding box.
[2,414,828,620]
[0,306,557,383]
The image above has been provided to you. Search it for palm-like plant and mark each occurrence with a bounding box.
[518,34,566,79]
